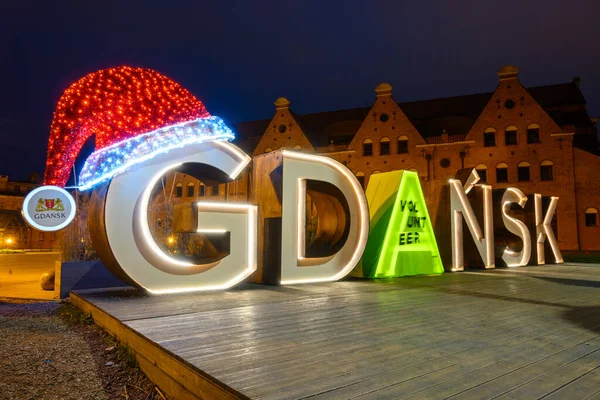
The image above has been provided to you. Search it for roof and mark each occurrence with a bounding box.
[233,119,271,153]
[233,81,594,151]
[399,92,492,138]
[292,108,371,146]
[529,81,587,109]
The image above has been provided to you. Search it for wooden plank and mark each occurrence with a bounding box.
[398,319,600,399]
[82,271,524,322]
[493,348,600,399]
[442,338,600,400]
[72,263,600,400]
[173,284,570,362]
[174,289,559,379]
[224,304,559,388]
[300,326,600,400]
[70,292,247,400]
[257,327,560,399]
[129,277,565,347]
[258,318,600,400]
[543,366,600,399]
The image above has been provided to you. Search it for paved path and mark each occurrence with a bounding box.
[0,253,61,299]
[76,263,600,399]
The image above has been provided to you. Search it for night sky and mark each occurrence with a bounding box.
[1,1,599,181]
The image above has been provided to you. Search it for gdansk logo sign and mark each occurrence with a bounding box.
[28,143,562,294]
[22,186,76,232]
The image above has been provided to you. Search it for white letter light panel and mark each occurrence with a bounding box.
[535,194,563,265]
[449,170,495,271]
[279,151,369,285]
[101,141,257,294]
[501,188,531,267]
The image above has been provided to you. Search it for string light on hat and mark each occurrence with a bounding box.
[44,66,234,188]
[77,116,234,190]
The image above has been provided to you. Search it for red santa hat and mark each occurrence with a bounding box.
[44,66,234,189]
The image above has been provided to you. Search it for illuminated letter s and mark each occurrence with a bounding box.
[90,141,257,294]
[501,188,531,267]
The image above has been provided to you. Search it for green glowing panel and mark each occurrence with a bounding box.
[357,170,443,278]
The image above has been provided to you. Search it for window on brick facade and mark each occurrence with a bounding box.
[363,139,373,156]
[264,147,272,153]
[211,185,219,196]
[505,126,518,145]
[439,158,450,168]
[397,136,408,154]
[14,185,20,193]
[527,124,540,143]
[518,161,531,182]
[39,232,44,241]
[356,172,365,189]
[293,145,302,150]
[585,208,598,227]
[380,137,390,155]
[540,160,554,181]
[186,182,195,197]
[484,128,496,147]
[496,163,509,183]
[475,164,487,183]
[175,183,183,197]
[199,184,206,197]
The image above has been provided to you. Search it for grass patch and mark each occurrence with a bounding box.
[57,303,94,325]
[118,343,139,369]
[57,303,139,368]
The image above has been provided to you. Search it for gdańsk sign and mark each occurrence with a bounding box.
[28,142,562,294]
[22,186,77,232]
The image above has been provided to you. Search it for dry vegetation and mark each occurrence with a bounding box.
[0,299,167,400]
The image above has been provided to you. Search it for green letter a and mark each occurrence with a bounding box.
[356,170,444,278]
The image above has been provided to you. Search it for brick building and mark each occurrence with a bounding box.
[165,66,600,251]
[0,174,57,250]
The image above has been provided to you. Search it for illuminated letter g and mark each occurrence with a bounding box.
[89,141,257,294]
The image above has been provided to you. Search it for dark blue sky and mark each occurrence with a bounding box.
[1,0,599,180]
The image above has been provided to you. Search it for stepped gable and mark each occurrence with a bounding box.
[233,81,593,152]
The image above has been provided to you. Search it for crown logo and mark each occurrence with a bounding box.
[36,198,65,212]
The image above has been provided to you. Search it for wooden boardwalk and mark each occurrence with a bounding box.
[72,263,600,400]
